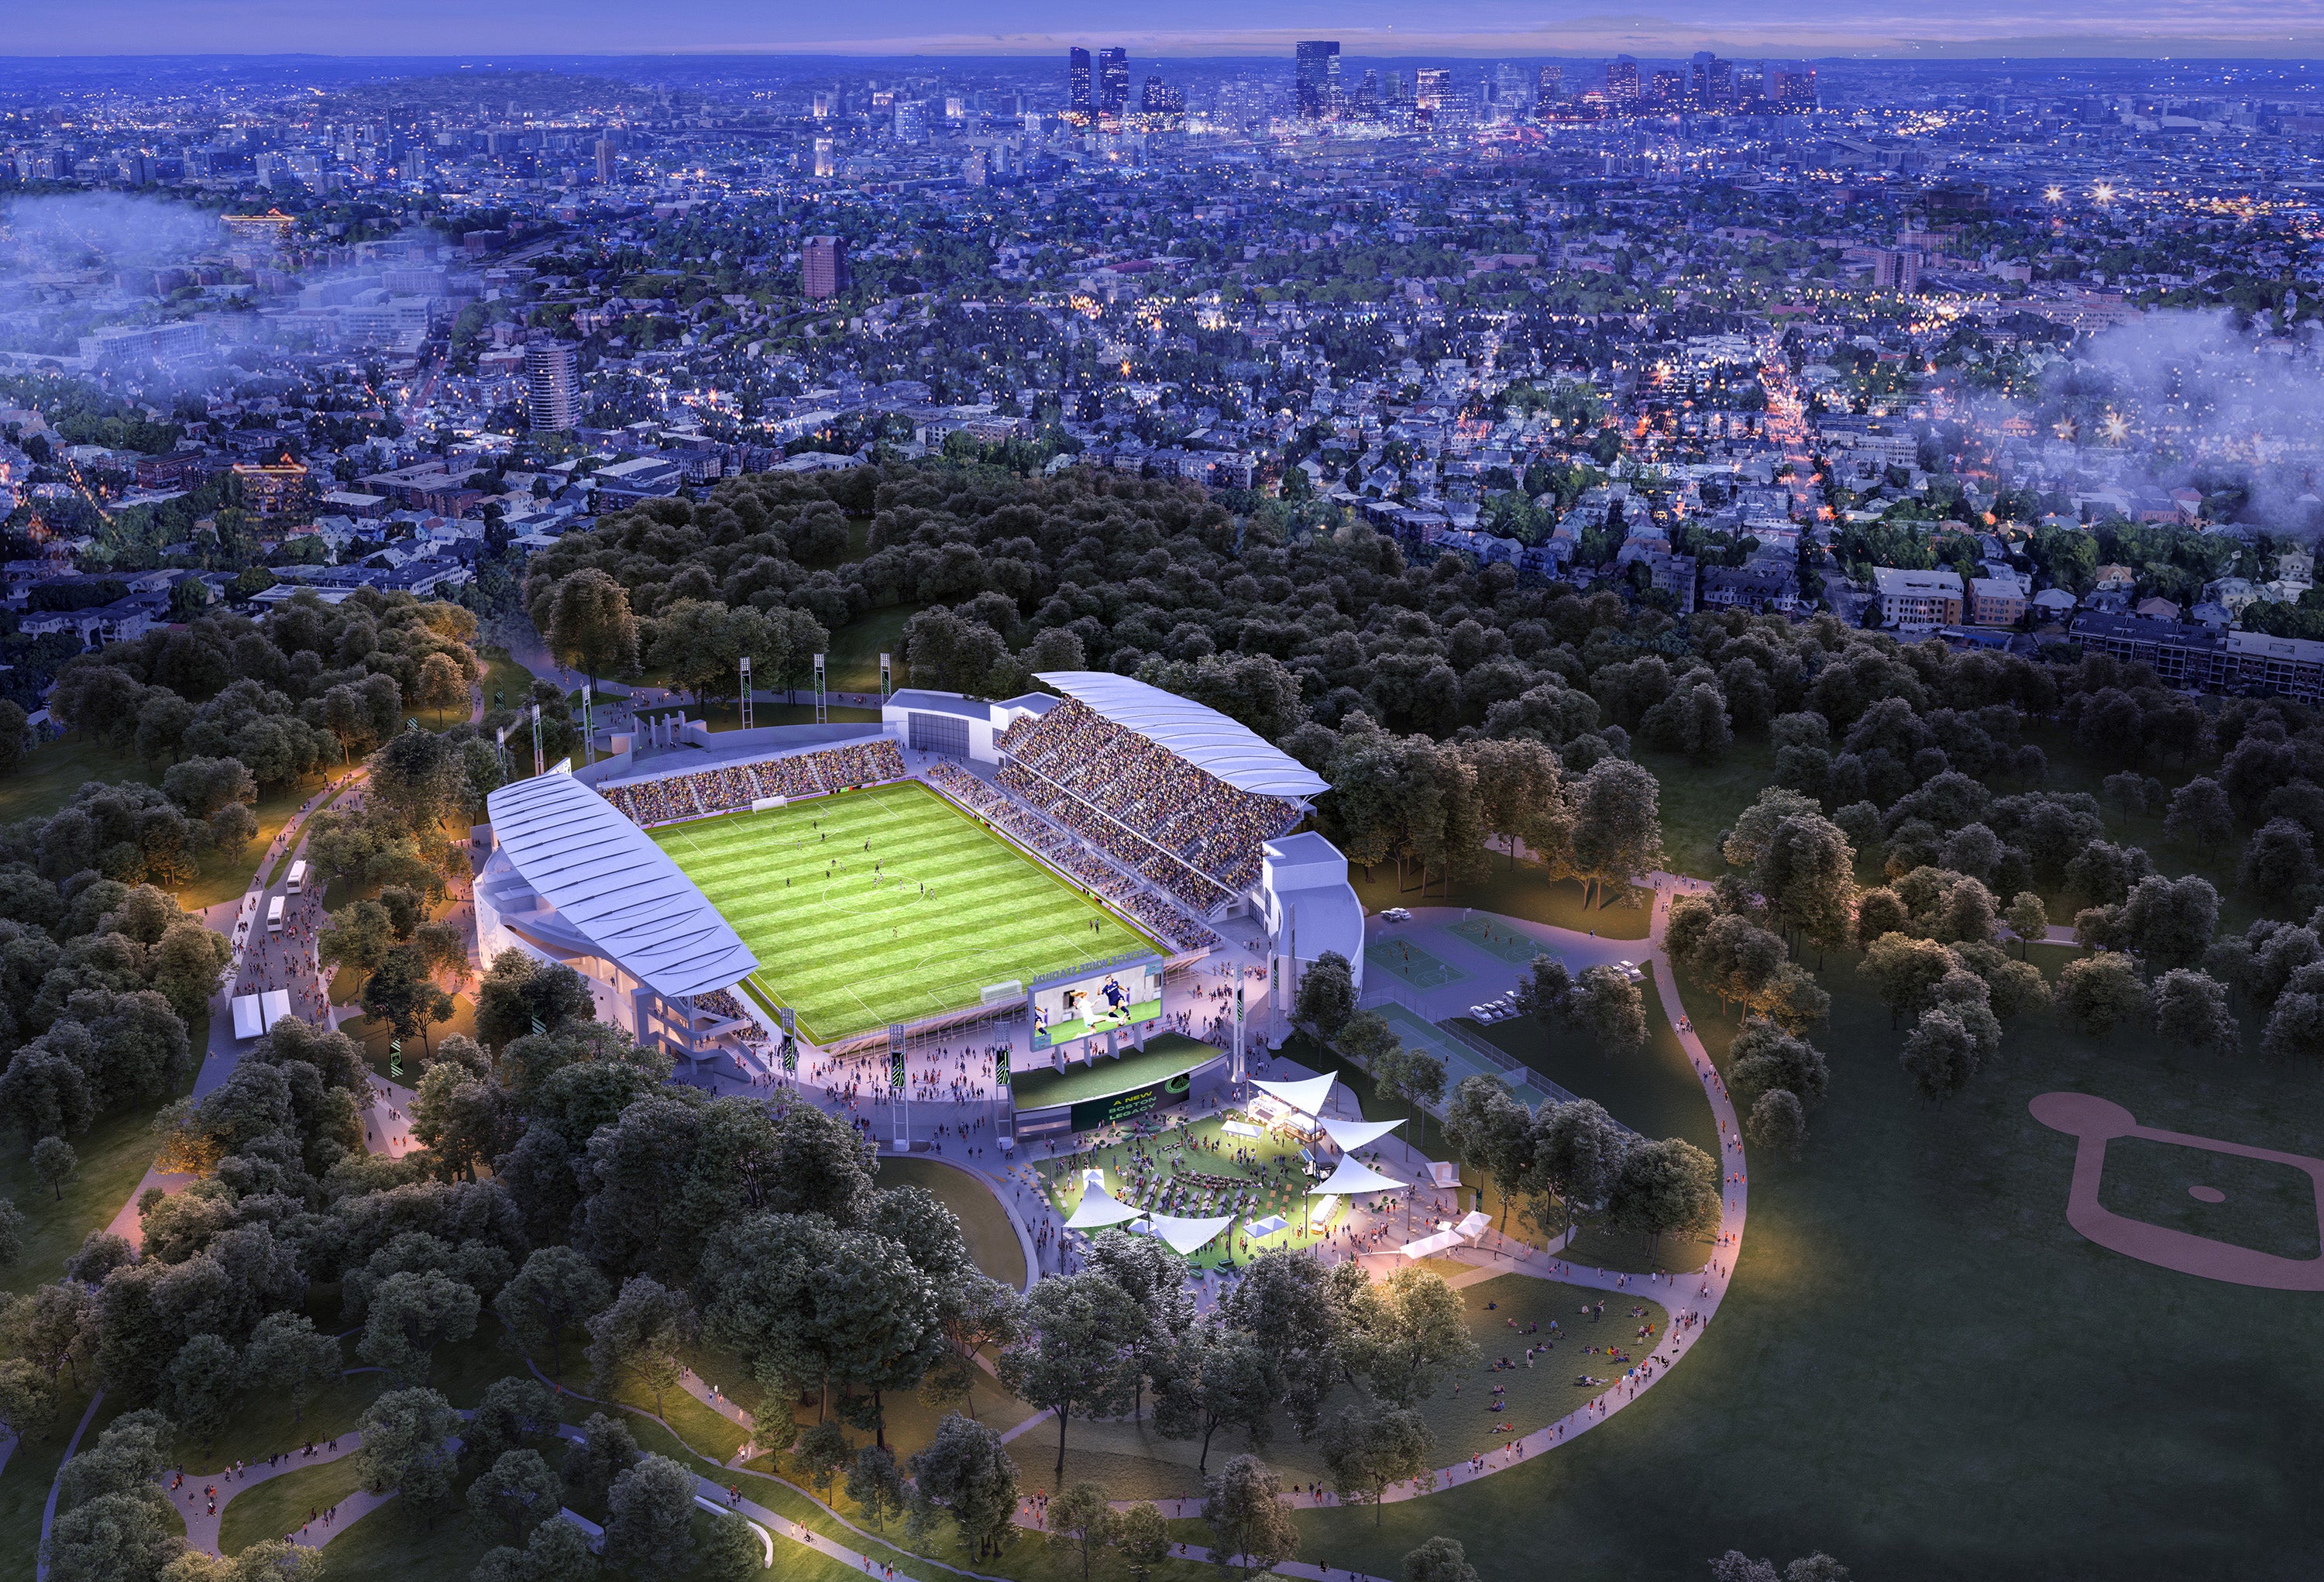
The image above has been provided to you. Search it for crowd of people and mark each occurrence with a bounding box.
[924,761,1220,952]
[598,740,909,826]
[995,700,1298,903]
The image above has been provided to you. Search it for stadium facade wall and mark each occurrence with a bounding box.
[882,688,1054,764]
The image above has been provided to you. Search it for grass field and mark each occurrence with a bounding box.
[652,779,1156,1044]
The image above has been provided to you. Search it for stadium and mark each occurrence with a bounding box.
[476,672,1363,1129]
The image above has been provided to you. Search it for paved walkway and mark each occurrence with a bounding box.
[166,1432,364,1554]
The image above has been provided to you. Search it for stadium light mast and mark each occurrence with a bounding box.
[878,650,892,700]
[739,655,754,731]
[495,724,511,783]
[579,682,594,765]
[813,652,827,725]
[530,703,545,778]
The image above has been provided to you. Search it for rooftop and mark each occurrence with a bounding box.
[485,769,758,1002]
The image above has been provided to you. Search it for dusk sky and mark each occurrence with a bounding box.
[7,1,2322,58]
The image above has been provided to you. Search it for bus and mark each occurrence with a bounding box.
[286,860,307,896]
[266,896,285,936]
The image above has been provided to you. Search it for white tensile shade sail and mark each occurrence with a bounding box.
[1064,1183,1143,1229]
[1251,1072,1336,1119]
[1319,1116,1403,1153]
[1145,1212,1234,1256]
[1309,1155,1402,1196]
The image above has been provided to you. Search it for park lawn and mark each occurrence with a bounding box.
[827,602,924,693]
[1349,862,1651,941]
[0,733,147,824]
[660,700,885,731]
[1637,735,1778,880]
[342,994,480,1082]
[875,1157,1027,1288]
[654,780,1155,1044]
[187,1336,375,1478]
[475,646,535,719]
[1466,970,1720,1157]
[0,1097,179,1298]
[1289,954,2324,1582]
[218,1453,366,1554]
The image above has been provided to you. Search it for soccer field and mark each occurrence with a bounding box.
[650,779,1158,1044]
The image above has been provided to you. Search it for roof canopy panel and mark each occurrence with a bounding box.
[1065,1183,1144,1230]
[1311,1156,1403,1195]
[1145,1212,1234,1256]
[1253,1072,1337,1119]
[1321,1117,1404,1153]
[486,772,758,1003]
[1034,672,1329,799]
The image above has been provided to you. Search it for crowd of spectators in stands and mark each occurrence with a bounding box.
[995,700,1297,909]
[598,739,908,825]
[927,762,1219,953]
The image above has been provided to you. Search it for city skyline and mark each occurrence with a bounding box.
[2,1,2323,60]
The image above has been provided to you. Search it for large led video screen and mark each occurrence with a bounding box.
[1029,958,1163,1050]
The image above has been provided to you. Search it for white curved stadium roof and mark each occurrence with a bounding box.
[1035,672,1329,799]
[486,771,758,1003]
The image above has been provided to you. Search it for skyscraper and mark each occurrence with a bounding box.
[524,342,579,432]
[593,139,616,184]
[1606,56,1641,110]
[802,235,850,301]
[1294,40,1341,119]
[1415,67,1451,115]
[812,137,835,178]
[1068,48,1093,124]
[1099,47,1129,119]
[1535,63,1563,108]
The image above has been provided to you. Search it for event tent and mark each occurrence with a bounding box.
[1251,1072,1336,1119]
[1319,1116,1403,1153]
[1143,1212,1234,1257]
[1309,1155,1403,1196]
[1064,1183,1144,1230]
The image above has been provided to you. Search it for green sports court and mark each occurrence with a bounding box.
[650,779,1158,1044]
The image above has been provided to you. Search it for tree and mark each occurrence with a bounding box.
[363,944,455,1053]
[32,1136,77,1201]
[1405,1536,1483,1582]
[416,652,469,726]
[585,1274,697,1417]
[473,1514,599,1582]
[1858,934,1960,1027]
[4,1282,95,1389]
[696,1510,762,1582]
[561,1412,640,1508]
[1726,1020,1829,1115]
[1360,1265,1478,1408]
[2004,892,2048,956]
[2056,952,2145,1037]
[497,1245,611,1379]
[1570,757,1664,907]
[1322,1401,1435,1526]
[462,1375,559,1477]
[999,1271,1138,1482]
[1047,1482,1121,1582]
[1085,1229,1191,1421]
[1441,1075,1534,1230]
[1607,1137,1720,1258]
[244,1301,339,1422]
[356,1387,461,1517]
[1511,954,1573,1024]
[0,1356,57,1444]
[370,727,467,835]
[794,1419,850,1495]
[541,567,641,683]
[467,1449,564,1546]
[1753,811,1858,959]
[847,1444,909,1532]
[0,1047,95,1143]
[1528,1099,1628,1241]
[2115,874,2221,972]
[2147,969,2240,1058]
[606,1453,697,1570]
[907,1412,1020,1562]
[1573,964,1647,1054]
[359,1269,481,1385]
[1292,949,1357,1041]
[1748,1089,1808,1160]
[159,1333,240,1446]
[1899,1007,1980,1103]
[1117,1501,1171,1581]
[1202,1453,1299,1577]
[474,951,596,1053]
[2164,776,2234,848]
[1153,1322,1278,1474]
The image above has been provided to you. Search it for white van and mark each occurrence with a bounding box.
[266,895,285,936]
[286,860,307,896]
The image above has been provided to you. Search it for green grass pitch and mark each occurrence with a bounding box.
[650,779,1160,1044]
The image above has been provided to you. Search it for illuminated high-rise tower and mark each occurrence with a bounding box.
[1294,40,1341,119]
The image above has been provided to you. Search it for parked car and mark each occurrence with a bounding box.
[1381,907,1411,923]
